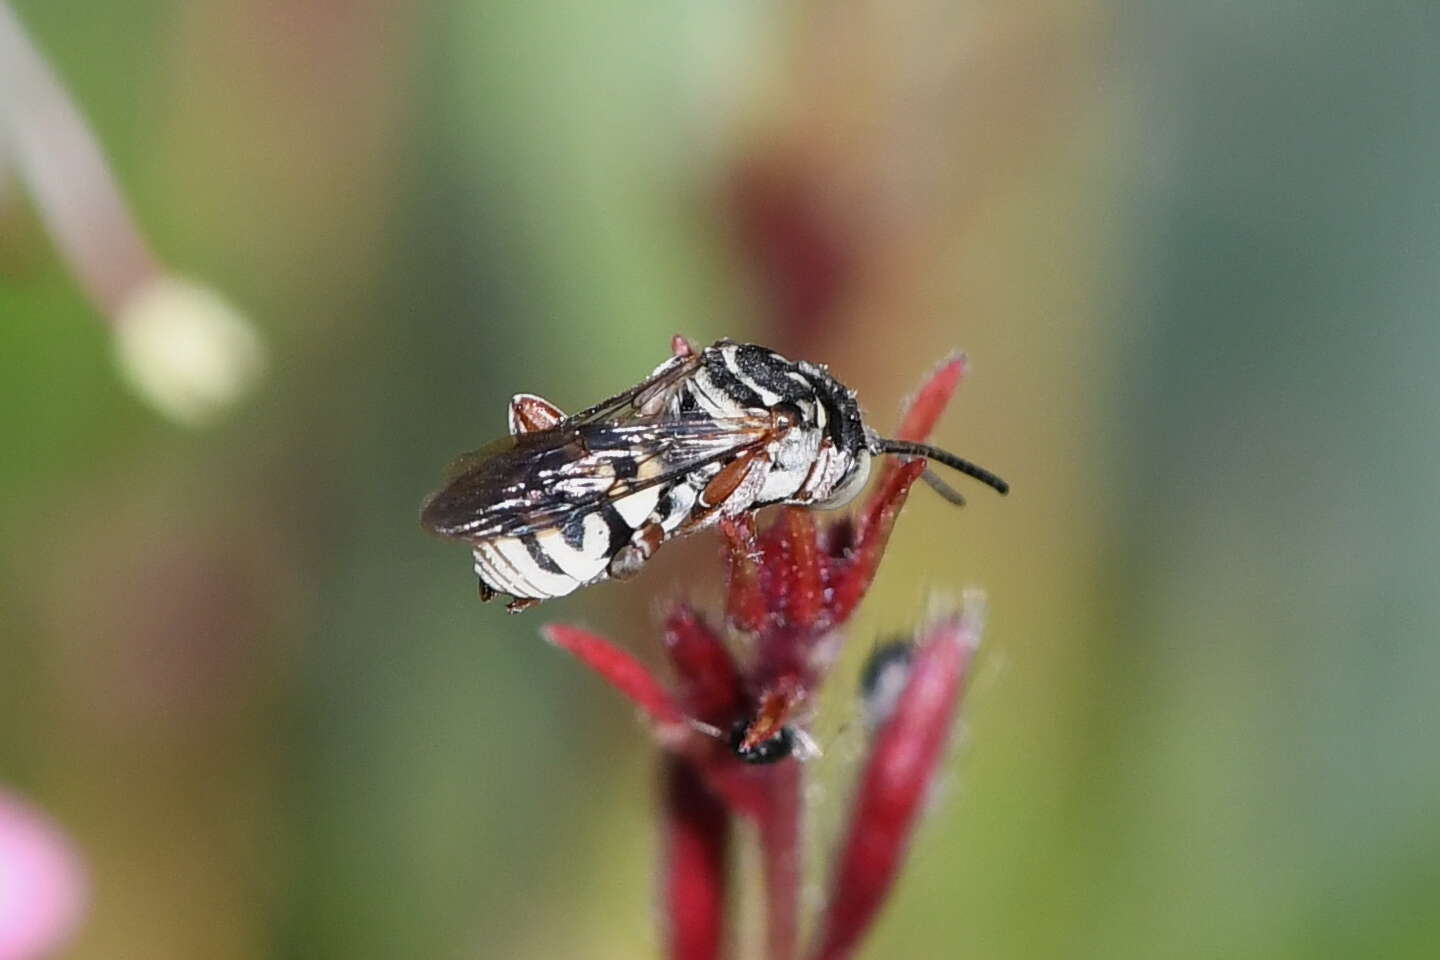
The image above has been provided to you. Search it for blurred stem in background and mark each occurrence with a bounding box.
[0,0,263,426]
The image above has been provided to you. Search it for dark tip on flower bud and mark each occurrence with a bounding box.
[728,719,795,764]
[859,639,915,734]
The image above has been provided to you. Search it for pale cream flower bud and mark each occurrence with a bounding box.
[112,276,267,427]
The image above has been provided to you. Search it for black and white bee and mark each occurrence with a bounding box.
[420,338,1008,612]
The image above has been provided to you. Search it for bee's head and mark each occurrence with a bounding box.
[800,363,874,508]
[797,359,1010,509]
[809,445,872,508]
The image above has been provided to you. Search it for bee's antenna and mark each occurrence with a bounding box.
[874,438,1010,496]
[921,467,968,507]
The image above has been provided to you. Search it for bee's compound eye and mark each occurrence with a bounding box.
[728,719,796,764]
[810,448,872,509]
[772,402,805,429]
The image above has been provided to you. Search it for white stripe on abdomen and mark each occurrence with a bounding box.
[613,487,661,527]
[474,536,583,599]
[534,520,612,582]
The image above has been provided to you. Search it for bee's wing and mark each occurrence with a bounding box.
[439,434,516,483]
[566,351,705,425]
[420,414,772,541]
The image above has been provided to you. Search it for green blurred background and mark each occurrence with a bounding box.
[3,2,1439,957]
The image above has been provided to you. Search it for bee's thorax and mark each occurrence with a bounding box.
[681,342,869,509]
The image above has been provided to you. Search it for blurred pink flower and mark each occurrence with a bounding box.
[0,791,86,960]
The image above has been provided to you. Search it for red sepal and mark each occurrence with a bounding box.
[543,624,684,730]
[664,605,745,727]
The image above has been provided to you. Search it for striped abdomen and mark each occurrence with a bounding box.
[471,475,704,600]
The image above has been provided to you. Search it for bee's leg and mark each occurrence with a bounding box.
[608,522,667,580]
[680,451,767,532]
[699,448,769,515]
[505,597,541,614]
[478,580,496,603]
[508,393,566,435]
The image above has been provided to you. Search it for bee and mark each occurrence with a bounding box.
[420,338,1008,612]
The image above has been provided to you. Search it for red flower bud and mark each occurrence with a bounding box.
[810,602,985,960]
